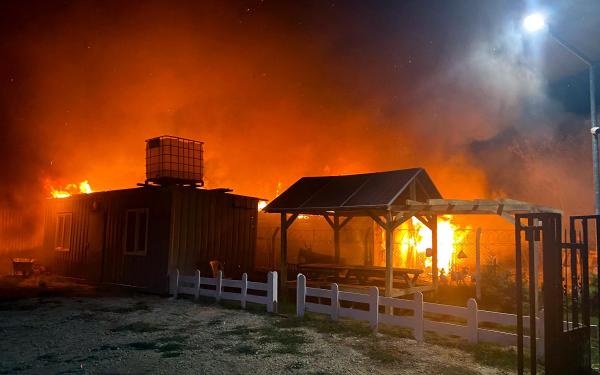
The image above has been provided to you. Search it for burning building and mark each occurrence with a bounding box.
[262,168,561,297]
[41,136,259,293]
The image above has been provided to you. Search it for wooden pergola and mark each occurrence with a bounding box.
[264,168,561,297]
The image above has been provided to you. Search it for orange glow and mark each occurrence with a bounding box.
[49,180,93,198]
[394,215,470,272]
[258,200,268,211]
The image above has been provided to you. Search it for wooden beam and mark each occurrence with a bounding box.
[384,211,394,302]
[280,213,288,292]
[339,216,353,230]
[334,215,340,264]
[286,213,299,227]
[368,211,387,230]
[391,215,411,230]
[385,225,394,298]
[322,214,334,228]
[415,215,432,229]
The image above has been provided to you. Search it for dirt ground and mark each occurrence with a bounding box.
[0,276,516,375]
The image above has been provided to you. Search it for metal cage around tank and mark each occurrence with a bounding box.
[145,135,204,186]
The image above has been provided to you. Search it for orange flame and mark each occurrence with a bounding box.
[258,200,268,211]
[49,180,93,198]
[393,215,469,272]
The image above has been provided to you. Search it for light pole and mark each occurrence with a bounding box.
[523,13,599,214]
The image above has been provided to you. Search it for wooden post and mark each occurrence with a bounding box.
[271,227,280,270]
[414,291,424,342]
[296,273,306,317]
[194,270,201,300]
[475,228,482,300]
[216,270,223,302]
[267,271,278,313]
[280,213,288,292]
[334,214,341,264]
[431,215,438,290]
[467,298,478,344]
[369,286,379,331]
[385,224,394,297]
[241,273,248,309]
[331,283,339,320]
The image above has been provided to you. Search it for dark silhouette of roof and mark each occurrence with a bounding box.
[264,168,442,213]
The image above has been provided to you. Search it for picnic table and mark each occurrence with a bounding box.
[297,263,423,288]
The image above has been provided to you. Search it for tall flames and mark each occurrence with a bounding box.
[393,215,470,273]
[49,180,93,198]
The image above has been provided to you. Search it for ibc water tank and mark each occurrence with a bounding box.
[145,136,204,186]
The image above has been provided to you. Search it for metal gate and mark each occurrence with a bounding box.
[515,213,593,375]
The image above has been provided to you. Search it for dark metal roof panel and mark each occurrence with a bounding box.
[301,173,371,209]
[265,176,333,210]
[264,168,442,213]
[343,168,421,207]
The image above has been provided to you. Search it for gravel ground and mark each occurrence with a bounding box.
[0,277,514,375]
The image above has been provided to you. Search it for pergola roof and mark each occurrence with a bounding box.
[264,168,442,214]
[394,198,562,223]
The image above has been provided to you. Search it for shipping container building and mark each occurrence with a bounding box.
[42,186,259,293]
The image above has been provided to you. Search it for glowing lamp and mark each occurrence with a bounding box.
[523,13,546,33]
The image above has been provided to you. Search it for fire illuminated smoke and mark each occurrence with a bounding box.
[49,180,93,198]
[393,216,470,272]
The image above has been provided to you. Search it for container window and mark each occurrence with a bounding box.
[124,208,149,256]
[55,213,72,251]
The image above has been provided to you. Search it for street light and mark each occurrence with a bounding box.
[523,12,599,214]
[523,13,546,33]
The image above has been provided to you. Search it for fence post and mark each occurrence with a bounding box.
[216,270,223,302]
[241,273,248,309]
[194,270,201,300]
[467,298,478,344]
[266,271,273,313]
[267,271,278,313]
[297,273,306,318]
[172,269,180,298]
[369,286,379,331]
[414,291,424,342]
[331,283,339,320]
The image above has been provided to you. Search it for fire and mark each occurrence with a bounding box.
[394,215,469,273]
[49,180,93,198]
[258,200,268,211]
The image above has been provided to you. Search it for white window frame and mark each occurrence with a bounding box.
[123,208,149,256]
[54,212,72,251]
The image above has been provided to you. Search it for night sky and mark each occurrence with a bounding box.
[0,0,598,221]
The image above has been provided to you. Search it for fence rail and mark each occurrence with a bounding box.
[170,269,278,312]
[295,273,544,358]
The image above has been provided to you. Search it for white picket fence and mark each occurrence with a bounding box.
[296,273,544,357]
[170,269,278,313]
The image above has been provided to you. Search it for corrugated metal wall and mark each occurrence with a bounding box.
[101,189,172,292]
[44,188,172,291]
[43,197,96,280]
[169,189,258,279]
[0,208,43,252]
[43,187,257,291]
